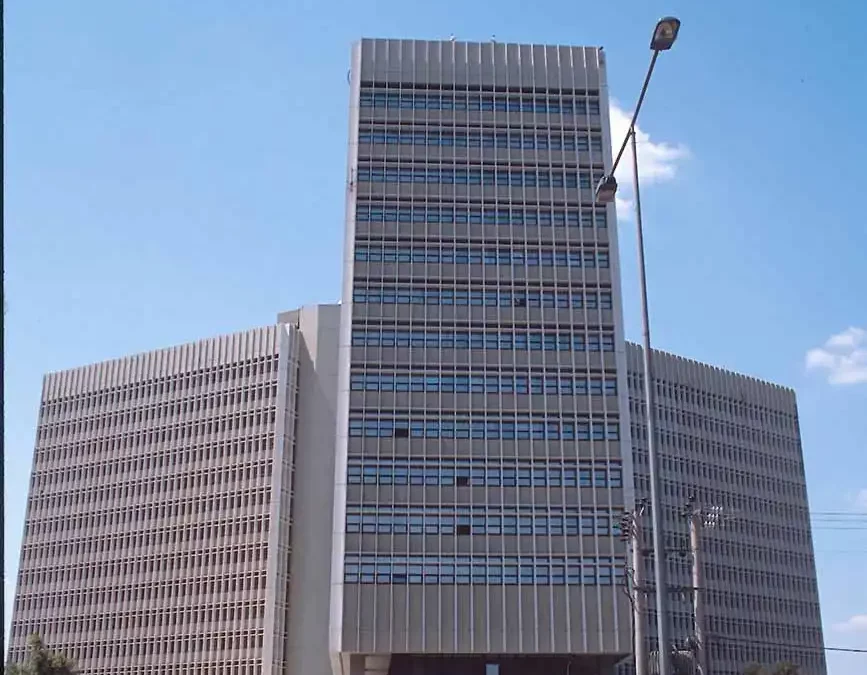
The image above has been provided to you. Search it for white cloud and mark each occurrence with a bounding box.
[805,327,867,385]
[854,489,867,511]
[615,196,634,216]
[608,102,689,221]
[833,614,867,633]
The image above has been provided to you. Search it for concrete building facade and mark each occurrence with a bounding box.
[626,344,826,675]
[7,306,341,675]
[7,37,828,675]
[330,38,633,675]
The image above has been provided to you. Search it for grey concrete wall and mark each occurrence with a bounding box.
[286,305,343,675]
[263,323,300,675]
[626,343,826,675]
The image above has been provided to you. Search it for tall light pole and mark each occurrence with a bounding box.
[595,17,682,675]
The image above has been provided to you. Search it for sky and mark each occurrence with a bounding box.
[4,0,867,671]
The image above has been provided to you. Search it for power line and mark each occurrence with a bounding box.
[709,634,867,654]
[811,526,867,531]
[812,516,867,521]
[813,523,867,532]
[814,549,867,554]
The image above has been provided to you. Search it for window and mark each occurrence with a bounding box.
[356,164,603,190]
[350,328,615,352]
[358,128,604,152]
[345,459,624,489]
[347,415,619,441]
[352,285,606,308]
[400,241,583,265]
[355,202,607,229]
[342,553,625,586]
[358,88,601,118]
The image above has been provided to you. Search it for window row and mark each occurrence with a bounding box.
[630,372,797,429]
[355,203,607,228]
[358,127,603,151]
[346,460,623,488]
[37,407,276,443]
[359,91,601,115]
[349,372,617,395]
[17,563,266,592]
[350,329,615,352]
[24,514,268,549]
[641,442,805,498]
[637,424,803,478]
[40,356,279,413]
[651,478,812,544]
[39,383,278,427]
[348,416,620,441]
[8,629,264,660]
[357,166,603,189]
[636,400,797,449]
[20,533,269,565]
[353,245,609,268]
[352,287,613,310]
[31,436,269,488]
[345,506,621,536]
[343,554,624,585]
[37,388,278,435]
[352,288,611,310]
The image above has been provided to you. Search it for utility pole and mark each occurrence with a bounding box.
[685,501,724,675]
[687,509,707,675]
[622,505,649,675]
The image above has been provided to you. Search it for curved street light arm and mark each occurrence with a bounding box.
[609,49,659,178]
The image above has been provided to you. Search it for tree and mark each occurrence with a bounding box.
[5,634,76,675]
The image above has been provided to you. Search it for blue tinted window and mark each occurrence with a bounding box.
[347,416,619,441]
[341,551,624,585]
[356,165,601,190]
[354,202,607,228]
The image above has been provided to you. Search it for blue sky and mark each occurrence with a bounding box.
[5,0,867,670]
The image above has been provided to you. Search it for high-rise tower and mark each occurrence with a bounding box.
[330,38,634,675]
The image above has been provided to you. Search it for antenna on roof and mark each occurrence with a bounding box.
[449,34,456,42]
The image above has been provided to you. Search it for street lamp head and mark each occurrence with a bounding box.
[595,174,618,204]
[651,17,681,51]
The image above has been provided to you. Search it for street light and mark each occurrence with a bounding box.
[595,175,618,204]
[650,17,681,51]
[594,17,681,203]
[595,16,682,675]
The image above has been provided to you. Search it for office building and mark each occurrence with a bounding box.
[627,344,826,675]
[7,306,341,675]
[8,37,827,675]
[6,322,828,675]
[330,38,633,675]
